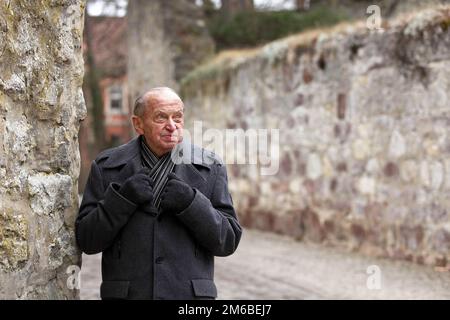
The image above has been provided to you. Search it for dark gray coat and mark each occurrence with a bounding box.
[76,137,242,300]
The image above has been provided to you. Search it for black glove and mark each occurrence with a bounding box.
[119,168,154,205]
[160,173,195,214]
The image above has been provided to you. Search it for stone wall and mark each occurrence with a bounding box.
[0,1,86,298]
[181,6,450,267]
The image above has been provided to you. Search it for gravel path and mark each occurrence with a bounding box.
[80,229,450,300]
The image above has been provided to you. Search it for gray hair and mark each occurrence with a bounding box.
[133,95,147,117]
[133,87,183,117]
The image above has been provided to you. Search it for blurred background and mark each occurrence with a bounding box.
[79,0,450,299]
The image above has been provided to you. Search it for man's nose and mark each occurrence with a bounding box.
[165,119,177,131]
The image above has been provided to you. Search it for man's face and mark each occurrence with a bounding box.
[132,95,184,157]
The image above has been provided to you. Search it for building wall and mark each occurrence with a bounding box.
[181,7,450,266]
[100,76,132,145]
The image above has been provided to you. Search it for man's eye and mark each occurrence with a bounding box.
[155,115,166,122]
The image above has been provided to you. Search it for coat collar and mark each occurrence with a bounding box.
[103,137,141,168]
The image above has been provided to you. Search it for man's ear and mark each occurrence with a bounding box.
[132,115,144,135]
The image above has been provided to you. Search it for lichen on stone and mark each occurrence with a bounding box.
[0,209,28,270]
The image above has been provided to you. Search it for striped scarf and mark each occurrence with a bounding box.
[139,135,175,209]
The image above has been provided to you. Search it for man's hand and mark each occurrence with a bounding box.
[119,168,154,205]
[160,173,195,214]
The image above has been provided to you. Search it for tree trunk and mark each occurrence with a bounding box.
[296,0,311,11]
[127,0,215,101]
[0,0,86,299]
[83,14,106,152]
[221,0,254,15]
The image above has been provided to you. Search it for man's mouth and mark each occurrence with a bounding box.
[161,135,178,141]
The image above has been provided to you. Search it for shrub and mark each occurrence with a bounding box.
[207,6,349,50]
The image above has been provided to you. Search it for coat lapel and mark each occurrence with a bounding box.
[102,137,143,185]
[174,163,207,191]
[116,153,142,184]
[172,139,211,192]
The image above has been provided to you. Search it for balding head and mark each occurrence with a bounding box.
[134,87,183,117]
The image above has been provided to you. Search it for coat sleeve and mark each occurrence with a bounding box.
[176,163,242,257]
[75,160,137,254]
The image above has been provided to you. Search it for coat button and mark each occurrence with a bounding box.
[155,257,164,264]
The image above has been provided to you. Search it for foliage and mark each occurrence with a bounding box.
[207,6,350,50]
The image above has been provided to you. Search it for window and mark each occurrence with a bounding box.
[109,85,123,112]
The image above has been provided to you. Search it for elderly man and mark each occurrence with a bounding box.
[76,87,242,300]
